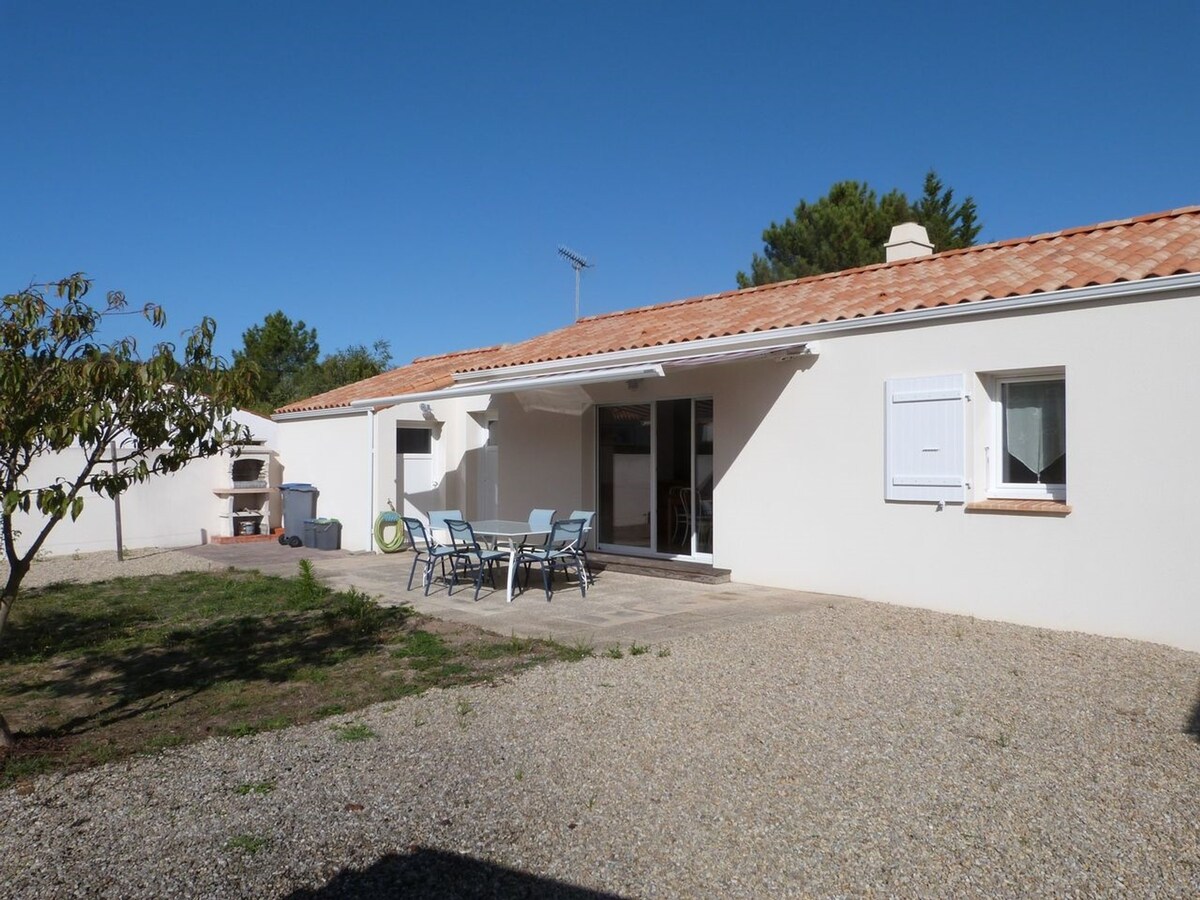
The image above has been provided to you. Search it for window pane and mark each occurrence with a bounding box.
[396,427,432,455]
[657,399,691,555]
[694,398,713,555]
[597,405,651,547]
[1002,381,1065,484]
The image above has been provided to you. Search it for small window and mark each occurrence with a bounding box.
[396,427,431,455]
[991,374,1065,500]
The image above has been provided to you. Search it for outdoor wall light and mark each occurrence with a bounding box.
[626,379,641,391]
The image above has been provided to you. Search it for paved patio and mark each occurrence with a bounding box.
[183,542,850,645]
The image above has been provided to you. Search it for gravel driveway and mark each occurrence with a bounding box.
[2,590,1198,898]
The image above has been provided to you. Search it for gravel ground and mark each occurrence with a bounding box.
[1,546,220,590]
[1,594,1198,899]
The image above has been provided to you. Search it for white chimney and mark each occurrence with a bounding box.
[885,222,934,262]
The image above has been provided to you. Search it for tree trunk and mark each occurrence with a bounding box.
[0,561,28,749]
[1,565,26,642]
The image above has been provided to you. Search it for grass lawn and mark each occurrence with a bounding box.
[0,564,589,787]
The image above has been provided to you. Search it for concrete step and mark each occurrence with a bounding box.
[587,551,731,584]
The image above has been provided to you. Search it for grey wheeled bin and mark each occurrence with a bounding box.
[314,519,341,550]
[278,483,318,547]
[304,518,341,551]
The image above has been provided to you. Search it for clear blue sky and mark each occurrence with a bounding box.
[3,1,1197,367]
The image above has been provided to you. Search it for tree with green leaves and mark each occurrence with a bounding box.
[232,311,320,412]
[911,170,980,253]
[300,340,393,399]
[736,170,982,288]
[0,274,251,746]
[233,313,393,412]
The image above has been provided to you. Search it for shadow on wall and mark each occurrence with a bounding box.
[711,355,814,502]
[392,405,582,527]
[284,846,626,899]
[268,454,285,530]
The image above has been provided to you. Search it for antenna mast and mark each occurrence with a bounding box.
[557,245,594,321]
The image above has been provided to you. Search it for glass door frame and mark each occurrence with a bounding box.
[595,396,712,562]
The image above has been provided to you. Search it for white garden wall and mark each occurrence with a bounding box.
[11,409,278,558]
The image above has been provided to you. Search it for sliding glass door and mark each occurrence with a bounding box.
[597,405,652,548]
[597,398,712,559]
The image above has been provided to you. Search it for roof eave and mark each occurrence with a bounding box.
[454,271,1200,382]
[272,405,370,422]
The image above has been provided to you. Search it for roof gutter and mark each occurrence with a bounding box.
[272,405,369,423]
[348,362,666,409]
[451,271,1200,383]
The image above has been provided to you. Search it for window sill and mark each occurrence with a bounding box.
[965,499,1072,516]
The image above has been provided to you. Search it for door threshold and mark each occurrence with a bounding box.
[587,550,730,584]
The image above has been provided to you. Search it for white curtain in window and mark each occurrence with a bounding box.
[1005,381,1066,479]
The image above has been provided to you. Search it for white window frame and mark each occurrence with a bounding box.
[988,371,1066,501]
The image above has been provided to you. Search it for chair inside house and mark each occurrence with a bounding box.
[668,486,692,545]
[444,519,508,601]
[517,518,588,601]
[567,509,596,584]
[427,509,462,546]
[400,517,460,595]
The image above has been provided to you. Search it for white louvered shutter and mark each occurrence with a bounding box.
[885,374,967,502]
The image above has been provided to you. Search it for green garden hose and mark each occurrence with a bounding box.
[374,510,407,553]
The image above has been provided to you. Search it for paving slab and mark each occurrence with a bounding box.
[182,542,850,645]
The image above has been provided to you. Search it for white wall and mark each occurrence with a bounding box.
[514,291,1200,650]
[11,409,278,557]
[14,447,226,556]
[716,289,1200,651]
[362,392,584,547]
[275,411,370,549]
[489,393,584,521]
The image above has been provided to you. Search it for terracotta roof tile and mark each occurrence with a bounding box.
[274,345,502,414]
[277,206,1200,413]
[459,206,1200,372]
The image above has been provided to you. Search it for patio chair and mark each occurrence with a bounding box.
[517,508,557,553]
[517,518,587,601]
[427,509,462,546]
[444,519,508,601]
[567,509,596,584]
[400,517,459,595]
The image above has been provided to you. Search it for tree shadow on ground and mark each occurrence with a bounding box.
[1186,685,1200,742]
[3,601,164,662]
[286,847,626,900]
[5,604,398,739]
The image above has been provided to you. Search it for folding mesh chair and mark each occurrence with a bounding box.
[445,519,508,601]
[400,517,459,595]
[517,518,587,601]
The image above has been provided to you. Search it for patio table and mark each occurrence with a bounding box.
[468,519,551,602]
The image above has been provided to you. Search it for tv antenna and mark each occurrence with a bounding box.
[557,245,594,321]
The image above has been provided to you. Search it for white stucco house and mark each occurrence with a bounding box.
[273,206,1200,652]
